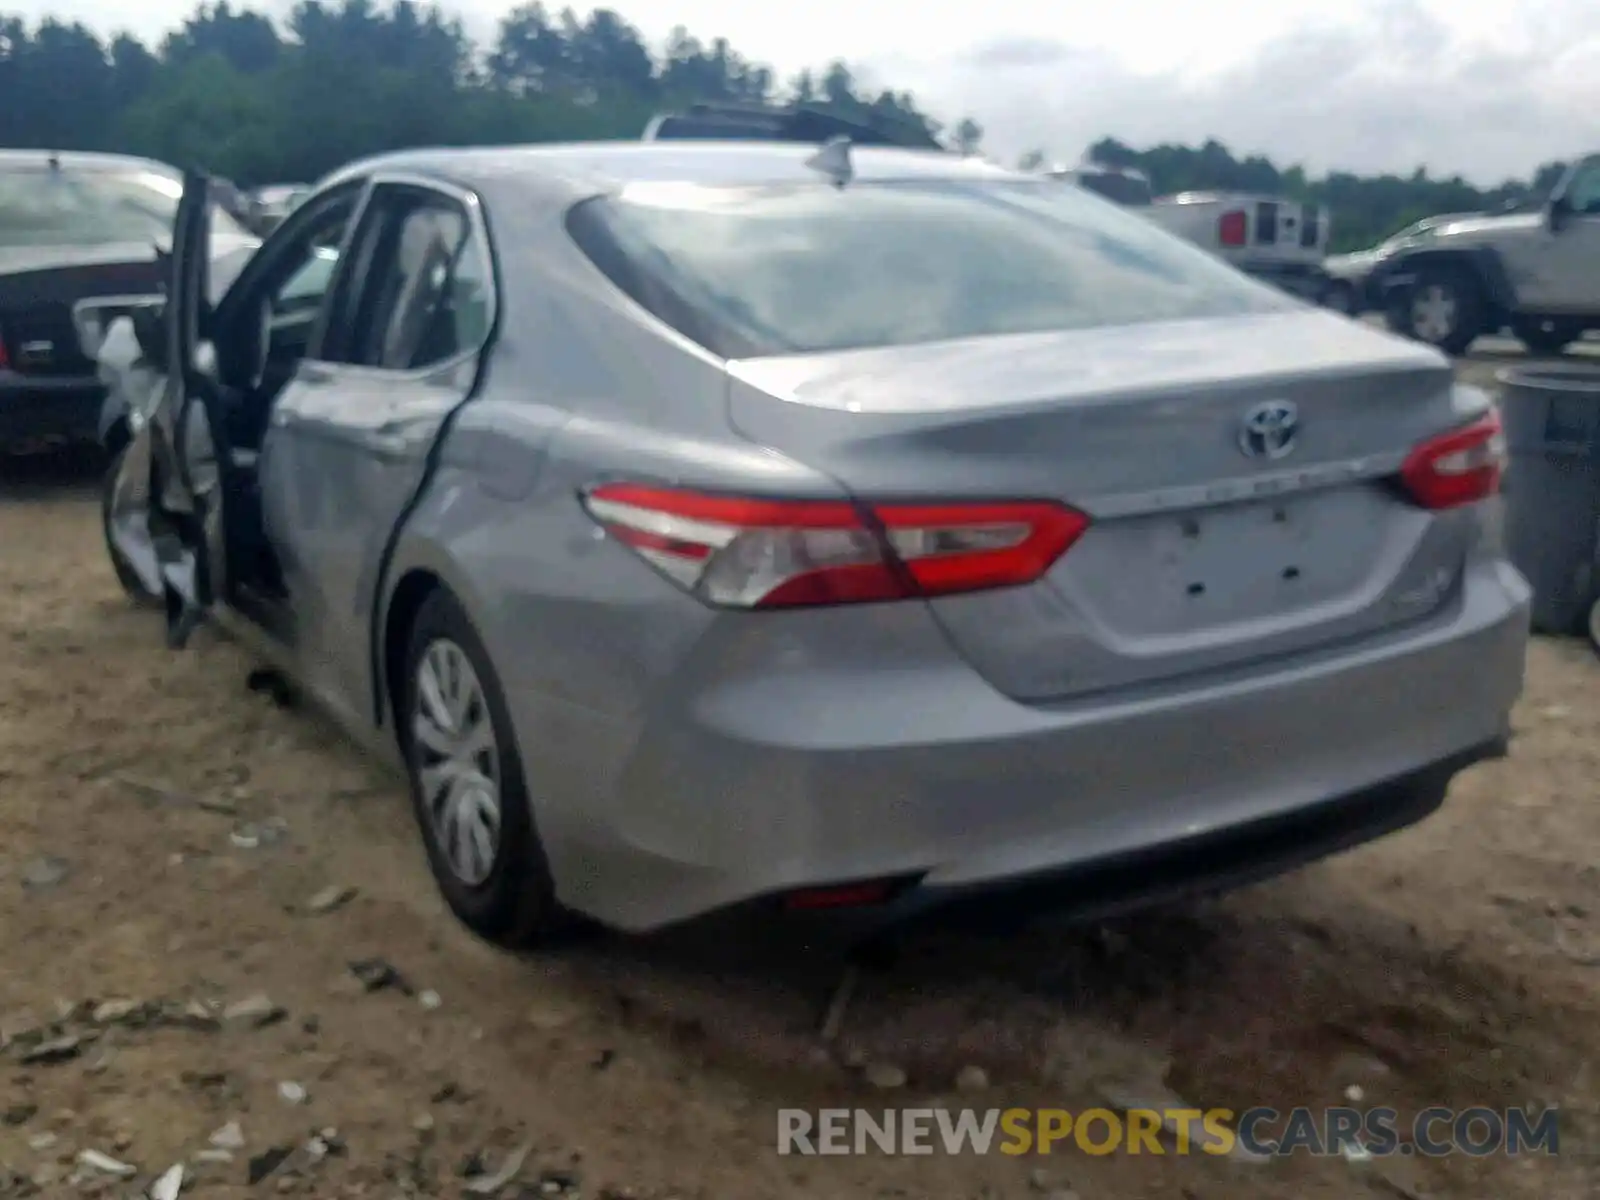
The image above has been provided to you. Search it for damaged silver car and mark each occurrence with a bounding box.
[100,147,1529,949]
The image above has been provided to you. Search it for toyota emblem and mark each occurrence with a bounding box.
[1238,400,1300,460]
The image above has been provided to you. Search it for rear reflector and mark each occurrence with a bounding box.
[1400,409,1506,510]
[582,484,1090,609]
[1218,210,1248,246]
[783,880,900,910]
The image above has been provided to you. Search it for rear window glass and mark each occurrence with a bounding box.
[566,179,1293,359]
[0,166,249,247]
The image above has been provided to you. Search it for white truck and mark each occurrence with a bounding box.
[1051,162,1333,301]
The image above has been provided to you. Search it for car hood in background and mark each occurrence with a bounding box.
[1323,249,1383,280]
[1425,212,1545,243]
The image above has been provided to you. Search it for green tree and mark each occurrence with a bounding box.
[952,116,982,155]
[0,0,1572,247]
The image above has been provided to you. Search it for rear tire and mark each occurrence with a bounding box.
[400,588,566,947]
[101,443,158,607]
[1586,595,1600,659]
[1398,265,1487,356]
[1513,317,1582,358]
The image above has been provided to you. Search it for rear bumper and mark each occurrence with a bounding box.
[540,560,1531,934]
[0,371,105,448]
[676,736,1504,952]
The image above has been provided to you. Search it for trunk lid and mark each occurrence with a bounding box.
[726,309,1477,702]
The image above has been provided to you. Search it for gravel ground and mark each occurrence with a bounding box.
[1,353,1598,1200]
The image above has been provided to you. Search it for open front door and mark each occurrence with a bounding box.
[144,169,220,648]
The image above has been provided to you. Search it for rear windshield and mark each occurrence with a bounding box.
[0,166,249,247]
[566,179,1292,359]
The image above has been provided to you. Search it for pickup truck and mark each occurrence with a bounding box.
[1375,153,1600,356]
[1051,163,1333,301]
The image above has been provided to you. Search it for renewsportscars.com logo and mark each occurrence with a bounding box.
[777,1106,1561,1158]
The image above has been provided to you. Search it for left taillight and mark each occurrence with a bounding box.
[581,483,1090,609]
[1399,409,1506,510]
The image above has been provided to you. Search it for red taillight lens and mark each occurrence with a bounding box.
[582,484,1090,609]
[0,326,8,371]
[1400,409,1506,510]
[1218,210,1247,246]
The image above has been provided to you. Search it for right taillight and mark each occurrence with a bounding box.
[1400,409,1506,510]
[1218,210,1247,246]
[581,483,1090,609]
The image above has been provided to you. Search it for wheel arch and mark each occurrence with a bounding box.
[1380,246,1518,316]
[373,539,497,743]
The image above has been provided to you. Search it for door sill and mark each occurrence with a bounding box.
[230,583,295,646]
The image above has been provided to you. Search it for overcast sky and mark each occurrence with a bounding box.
[16,0,1600,184]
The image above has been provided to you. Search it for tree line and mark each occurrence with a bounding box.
[0,1,1572,251]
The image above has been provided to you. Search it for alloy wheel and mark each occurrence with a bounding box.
[411,637,502,886]
[1411,284,1457,344]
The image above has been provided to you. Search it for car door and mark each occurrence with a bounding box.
[257,175,497,728]
[1544,155,1600,312]
[140,173,370,647]
[143,168,224,646]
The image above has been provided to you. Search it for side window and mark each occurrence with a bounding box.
[448,234,492,351]
[340,189,487,371]
[265,197,357,320]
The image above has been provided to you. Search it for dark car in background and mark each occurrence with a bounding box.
[0,150,258,454]
[1318,215,1479,316]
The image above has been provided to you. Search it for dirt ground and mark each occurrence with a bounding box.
[3,355,1599,1200]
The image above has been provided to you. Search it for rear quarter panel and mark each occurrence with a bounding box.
[380,231,858,897]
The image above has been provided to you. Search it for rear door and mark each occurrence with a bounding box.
[257,175,497,724]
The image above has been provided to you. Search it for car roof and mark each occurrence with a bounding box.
[0,149,178,175]
[321,140,1023,195]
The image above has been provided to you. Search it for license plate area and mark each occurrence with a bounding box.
[1154,498,1315,611]
[1065,487,1393,637]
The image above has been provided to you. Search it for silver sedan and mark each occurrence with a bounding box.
[98,140,1530,945]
